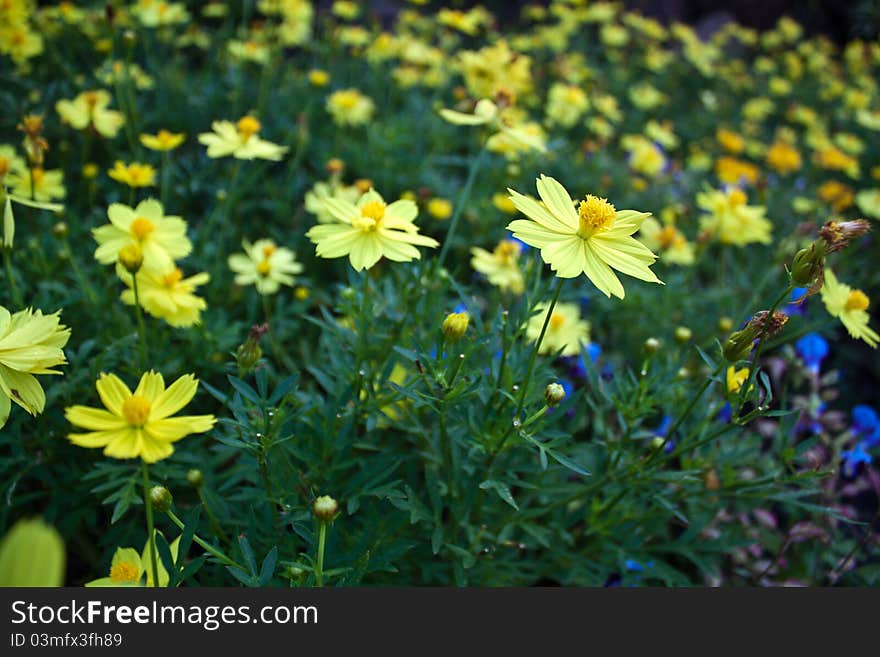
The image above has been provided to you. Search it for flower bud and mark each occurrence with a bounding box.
[0,518,65,586]
[186,469,203,488]
[118,244,143,274]
[51,221,68,238]
[723,327,757,361]
[313,495,339,522]
[149,486,172,513]
[442,312,469,341]
[674,326,692,344]
[717,316,733,333]
[643,337,660,355]
[790,240,825,286]
[544,382,566,407]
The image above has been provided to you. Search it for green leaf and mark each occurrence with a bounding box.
[479,479,519,510]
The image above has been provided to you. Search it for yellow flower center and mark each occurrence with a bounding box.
[256,260,272,276]
[109,561,141,583]
[353,200,385,230]
[727,188,747,206]
[0,158,9,179]
[657,225,679,249]
[261,244,276,259]
[549,312,565,329]
[31,167,45,186]
[162,268,183,287]
[83,91,99,108]
[122,395,151,426]
[495,240,519,264]
[845,289,869,311]
[577,195,616,238]
[236,116,261,140]
[156,130,174,146]
[130,217,155,241]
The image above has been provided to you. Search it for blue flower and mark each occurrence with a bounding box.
[654,415,675,452]
[785,287,808,316]
[453,302,468,314]
[718,402,732,423]
[511,236,530,253]
[852,405,880,447]
[795,333,829,373]
[841,441,872,478]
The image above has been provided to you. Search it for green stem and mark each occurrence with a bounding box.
[315,522,327,587]
[436,146,487,269]
[514,277,564,419]
[197,488,229,543]
[131,272,148,370]
[160,151,170,207]
[165,509,249,573]
[63,234,97,306]
[3,248,23,307]
[141,461,160,588]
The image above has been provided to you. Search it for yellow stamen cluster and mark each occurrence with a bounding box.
[846,290,870,311]
[549,312,566,329]
[109,561,140,583]
[256,260,272,276]
[727,188,747,206]
[236,116,261,139]
[122,396,151,426]
[577,195,616,237]
[162,268,184,287]
[130,217,155,241]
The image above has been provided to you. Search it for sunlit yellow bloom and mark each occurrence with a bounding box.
[198,116,287,161]
[506,175,662,299]
[325,89,375,127]
[55,90,124,138]
[470,239,525,294]
[66,371,216,463]
[108,161,156,188]
[820,269,878,348]
[93,199,192,273]
[120,265,209,328]
[228,38,271,64]
[456,40,532,99]
[0,306,70,429]
[817,180,854,212]
[132,0,190,27]
[621,135,667,178]
[638,217,695,265]
[304,179,361,223]
[306,189,438,271]
[440,99,546,155]
[308,69,330,87]
[545,83,589,128]
[526,302,590,357]
[492,192,517,215]
[140,130,185,151]
[814,145,859,178]
[0,24,43,64]
[697,186,772,246]
[228,239,304,295]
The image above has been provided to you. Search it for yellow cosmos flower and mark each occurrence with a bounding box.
[439,99,547,155]
[108,161,157,188]
[726,366,750,393]
[306,189,439,272]
[696,187,772,246]
[526,302,590,356]
[0,306,71,429]
[140,130,185,152]
[325,89,375,127]
[55,90,124,138]
[638,217,695,265]
[765,141,802,174]
[7,167,66,203]
[92,199,192,273]
[119,265,209,328]
[86,535,180,587]
[228,239,304,295]
[506,175,662,299]
[820,269,878,348]
[65,371,216,463]
[197,116,287,161]
[470,239,525,294]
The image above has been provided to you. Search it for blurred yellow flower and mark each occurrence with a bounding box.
[426,198,453,220]
[697,187,772,246]
[526,301,590,357]
[306,189,438,271]
[55,90,124,138]
[820,269,878,348]
[8,166,65,202]
[470,239,525,294]
[108,161,157,188]
[325,89,375,126]
[638,217,695,265]
[140,130,185,151]
[120,265,209,328]
[198,116,287,161]
[228,239,304,295]
[0,306,70,429]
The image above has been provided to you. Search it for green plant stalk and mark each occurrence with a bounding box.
[141,460,160,588]
[160,151,171,207]
[197,488,229,543]
[315,522,327,587]
[63,234,97,306]
[436,145,487,269]
[3,248,23,307]
[131,273,148,370]
[165,509,248,574]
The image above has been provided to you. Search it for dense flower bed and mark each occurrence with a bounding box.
[0,0,878,586]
